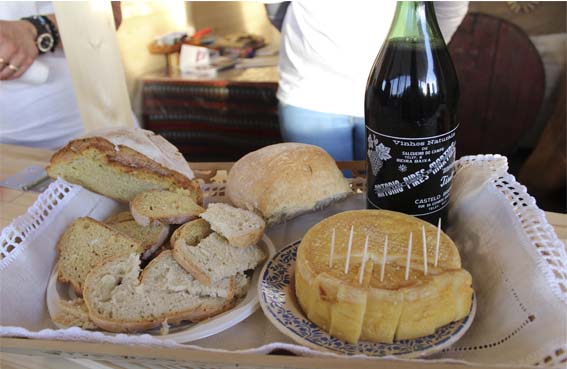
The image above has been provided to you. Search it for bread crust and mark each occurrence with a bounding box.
[47,137,202,204]
[140,225,170,260]
[226,143,351,225]
[104,211,135,224]
[87,298,236,333]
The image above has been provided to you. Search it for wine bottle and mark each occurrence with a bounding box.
[365,1,459,228]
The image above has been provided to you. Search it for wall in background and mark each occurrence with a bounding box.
[116,1,194,119]
[469,1,566,35]
[116,1,279,120]
[186,2,280,48]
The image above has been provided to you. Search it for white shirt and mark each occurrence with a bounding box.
[0,2,84,149]
[277,1,469,117]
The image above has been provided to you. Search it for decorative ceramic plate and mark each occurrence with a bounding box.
[47,234,276,343]
[258,240,476,357]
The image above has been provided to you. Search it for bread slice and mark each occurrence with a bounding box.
[104,211,135,224]
[57,217,144,295]
[106,219,169,260]
[52,298,97,330]
[172,230,265,286]
[83,252,236,333]
[200,203,265,248]
[170,218,211,249]
[130,190,204,226]
[105,211,169,259]
[46,136,201,204]
[234,272,251,299]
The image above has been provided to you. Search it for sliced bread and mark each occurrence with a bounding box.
[106,219,169,260]
[46,136,201,204]
[83,252,236,333]
[235,272,250,299]
[200,203,265,248]
[130,190,205,227]
[57,217,144,295]
[169,218,211,249]
[105,210,169,259]
[52,298,97,330]
[104,211,135,224]
[172,229,265,286]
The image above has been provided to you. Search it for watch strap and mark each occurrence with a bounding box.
[40,15,60,51]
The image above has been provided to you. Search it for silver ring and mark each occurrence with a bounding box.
[8,64,19,71]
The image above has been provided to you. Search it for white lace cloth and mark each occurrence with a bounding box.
[1,155,565,367]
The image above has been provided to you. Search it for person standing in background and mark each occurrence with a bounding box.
[267,1,468,162]
[0,2,121,149]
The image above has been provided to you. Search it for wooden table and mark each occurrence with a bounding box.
[1,144,566,369]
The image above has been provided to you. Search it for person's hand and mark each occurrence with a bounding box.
[0,20,38,80]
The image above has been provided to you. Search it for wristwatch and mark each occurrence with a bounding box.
[21,15,60,53]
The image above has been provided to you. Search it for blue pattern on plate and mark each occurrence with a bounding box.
[260,241,474,356]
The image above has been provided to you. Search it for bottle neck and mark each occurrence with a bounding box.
[387,1,445,45]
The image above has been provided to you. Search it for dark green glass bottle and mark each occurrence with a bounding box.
[365,1,459,229]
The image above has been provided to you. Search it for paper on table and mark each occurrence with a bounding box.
[0,155,565,367]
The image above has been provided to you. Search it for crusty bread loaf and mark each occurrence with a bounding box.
[200,203,265,248]
[57,217,144,295]
[226,143,352,225]
[130,190,204,226]
[104,211,169,259]
[52,298,97,330]
[84,127,195,180]
[83,252,236,333]
[172,223,265,285]
[46,136,201,204]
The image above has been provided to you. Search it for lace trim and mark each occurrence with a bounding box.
[0,180,79,269]
[533,343,567,366]
[492,174,567,305]
[455,153,509,174]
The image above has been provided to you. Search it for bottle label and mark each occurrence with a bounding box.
[366,125,457,217]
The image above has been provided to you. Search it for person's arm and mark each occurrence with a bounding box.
[0,3,122,81]
[433,1,469,43]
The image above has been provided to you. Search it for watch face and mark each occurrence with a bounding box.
[37,33,54,53]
